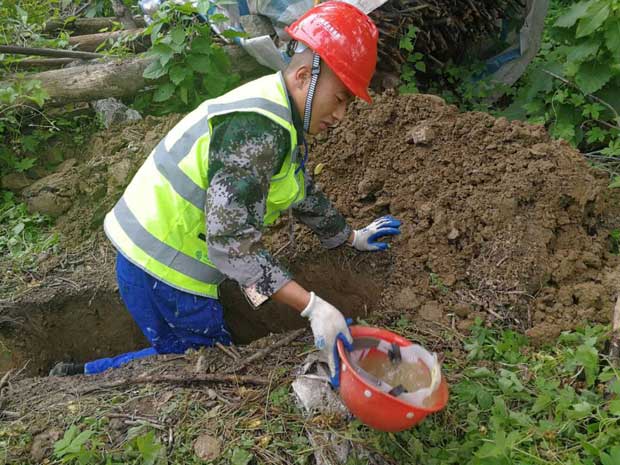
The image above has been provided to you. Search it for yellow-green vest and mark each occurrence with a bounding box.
[104,72,305,298]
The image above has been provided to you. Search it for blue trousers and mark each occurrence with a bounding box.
[85,252,231,374]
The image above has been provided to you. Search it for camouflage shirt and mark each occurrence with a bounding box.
[205,98,351,304]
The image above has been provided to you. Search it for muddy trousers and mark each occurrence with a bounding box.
[84,252,232,375]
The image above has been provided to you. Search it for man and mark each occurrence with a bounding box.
[51,1,401,385]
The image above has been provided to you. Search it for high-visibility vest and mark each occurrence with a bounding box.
[104,72,305,298]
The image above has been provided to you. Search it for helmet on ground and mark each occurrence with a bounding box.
[285,1,378,103]
[337,325,449,432]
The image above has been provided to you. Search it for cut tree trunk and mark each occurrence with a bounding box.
[43,16,146,35]
[2,46,269,107]
[67,29,147,52]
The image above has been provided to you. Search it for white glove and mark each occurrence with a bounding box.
[352,215,402,251]
[301,292,353,386]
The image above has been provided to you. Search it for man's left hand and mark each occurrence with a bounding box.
[351,215,402,251]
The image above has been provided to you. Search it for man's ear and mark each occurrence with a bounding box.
[294,65,311,91]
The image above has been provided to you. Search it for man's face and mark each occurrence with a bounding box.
[307,64,354,135]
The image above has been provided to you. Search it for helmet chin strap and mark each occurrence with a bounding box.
[303,52,321,133]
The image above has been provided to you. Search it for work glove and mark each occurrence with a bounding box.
[301,292,353,387]
[352,215,402,251]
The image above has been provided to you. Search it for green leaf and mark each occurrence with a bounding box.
[170,26,186,45]
[143,60,167,80]
[555,1,593,28]
[605,18,620,60]
[586,126,608,143]
[168,65,191,85]
[610,176,620,188]
[566,40,600,64]
[575,61,613,93]
[574,344,599,386]
[609,399,620,415]
[476,388,493,409]
[151,43,175,66]
[12,222,24,236]
[14,157,36,172]
[135,431,162,465]
[577,2,610,38]
[153,82,176,102]
[601,446,620,465]
[189,54,211,74]
[191,36,212,54]
[231,447,253,465]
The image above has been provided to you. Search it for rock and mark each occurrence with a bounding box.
[26,190,72,217]
[418,301,443,321]
[407,123,436,145]
[1,172,32,191]
[92,97,142,129]
[193,433,222,462]
[447,228,460,241]
[108,159,134,188]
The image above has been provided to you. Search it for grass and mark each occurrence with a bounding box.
[2,320,618,464]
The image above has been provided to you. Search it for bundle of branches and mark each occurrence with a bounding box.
[370,0,525,72]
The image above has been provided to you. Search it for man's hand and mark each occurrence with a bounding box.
[301,292,353,387]
[351,215,402,251]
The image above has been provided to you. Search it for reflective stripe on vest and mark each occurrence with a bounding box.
[104,72,303,298]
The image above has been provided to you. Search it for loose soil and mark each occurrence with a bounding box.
[1,91,619,462]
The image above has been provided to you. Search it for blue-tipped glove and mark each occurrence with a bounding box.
[352,215,402,251]
[301,292,353,387]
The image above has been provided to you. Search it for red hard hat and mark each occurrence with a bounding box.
[337,326,449,432]
[285,1,378,103]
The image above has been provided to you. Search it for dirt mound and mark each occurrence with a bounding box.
[2,91,619,360]
[307,91,620,341]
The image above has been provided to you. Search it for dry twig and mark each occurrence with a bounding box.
[77,373,269,394]
[229,328,306,373]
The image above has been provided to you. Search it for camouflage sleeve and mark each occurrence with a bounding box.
[205,112,292,302]
[293,171,352,248]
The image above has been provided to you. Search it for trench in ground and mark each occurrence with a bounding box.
[0,253,383,376]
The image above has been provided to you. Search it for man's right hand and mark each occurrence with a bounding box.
[301,292,353,386]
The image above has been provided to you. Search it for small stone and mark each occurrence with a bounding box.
[108,159,133,188]
[193,433,222,461]
[407,124,436,145]
[447,228,460,241]
[92,97,142,129]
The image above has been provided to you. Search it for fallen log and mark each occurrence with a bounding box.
[67,29,147,52]
[2,46,268,107]
[0,45,103,60]
[43,15,146,35]
[7,58,79,70]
